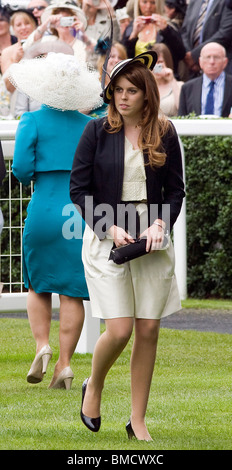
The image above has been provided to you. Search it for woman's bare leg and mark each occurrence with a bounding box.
[27,287,52,353]
[49,295,84,384]
[82,317,134,418]
[130,318,160,440]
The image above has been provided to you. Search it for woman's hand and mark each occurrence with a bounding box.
[129,16,148,39]
[107,225,135,247]
[72,16,85,32]
[33,14,62,41]
[140,220,165,252]
[152,14,167,31]
[48,14,63,28]
[159,66,175,83]
[12,42,24,63]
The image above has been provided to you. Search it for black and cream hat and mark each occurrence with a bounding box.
[103,51,157,103]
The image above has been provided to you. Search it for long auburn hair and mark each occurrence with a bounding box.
[106,62,171,168]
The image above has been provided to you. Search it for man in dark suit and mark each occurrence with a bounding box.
[181,0,232,77]
[178,42,232,117]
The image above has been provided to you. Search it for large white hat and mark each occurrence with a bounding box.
[8,52,103,112]
[41,0,87,30]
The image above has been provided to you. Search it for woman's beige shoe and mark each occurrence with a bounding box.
[27,344,53,384]
[49,366,74,390]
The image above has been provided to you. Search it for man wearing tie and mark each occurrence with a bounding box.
[181,0,232,77]
[178,42,232,117]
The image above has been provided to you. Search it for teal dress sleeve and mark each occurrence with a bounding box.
[12,112,37,186]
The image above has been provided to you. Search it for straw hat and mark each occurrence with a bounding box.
[8,52,103,112]
[103,51,157,103]
[41,0,87,30]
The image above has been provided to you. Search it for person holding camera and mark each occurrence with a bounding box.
[152,43,184,116]
[23,1,88,64]
[122,0,185,78]
[70,51,185,440]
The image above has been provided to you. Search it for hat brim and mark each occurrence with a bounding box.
[103,51,157,104]
[8,53,103,112]
[41,4,87,30]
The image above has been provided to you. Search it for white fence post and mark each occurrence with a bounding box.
[173,138,187,300]
[75,301,100,354]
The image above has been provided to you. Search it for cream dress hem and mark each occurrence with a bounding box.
[82,204,181,320]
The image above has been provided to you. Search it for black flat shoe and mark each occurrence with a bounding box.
[80,378,101,432]
[126,419,136,440]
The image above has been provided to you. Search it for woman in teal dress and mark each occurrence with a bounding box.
[9,52,102,389]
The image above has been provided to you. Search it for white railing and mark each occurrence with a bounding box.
[1,118,232,351]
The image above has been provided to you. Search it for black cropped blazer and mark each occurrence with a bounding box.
[70,118,185,240]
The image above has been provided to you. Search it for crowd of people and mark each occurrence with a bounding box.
[0,0,231,442]
[1,0,232,117]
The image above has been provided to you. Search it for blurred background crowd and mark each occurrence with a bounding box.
[1,0,232,119]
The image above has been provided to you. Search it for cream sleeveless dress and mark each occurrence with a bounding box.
[82,137,181,319]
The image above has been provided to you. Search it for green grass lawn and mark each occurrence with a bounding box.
[0,307,232,451]
[181,298,232,310]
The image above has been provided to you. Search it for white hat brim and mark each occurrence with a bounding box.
[8,53,103,112]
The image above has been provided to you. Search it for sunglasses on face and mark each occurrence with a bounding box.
[27,6,46,12]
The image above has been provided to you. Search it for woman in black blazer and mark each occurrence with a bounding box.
[70,52,185,441]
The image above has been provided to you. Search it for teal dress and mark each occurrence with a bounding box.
[12,105,91,298]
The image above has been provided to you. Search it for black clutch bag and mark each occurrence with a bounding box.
[109,235,169,265]
[109,238,148,265]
